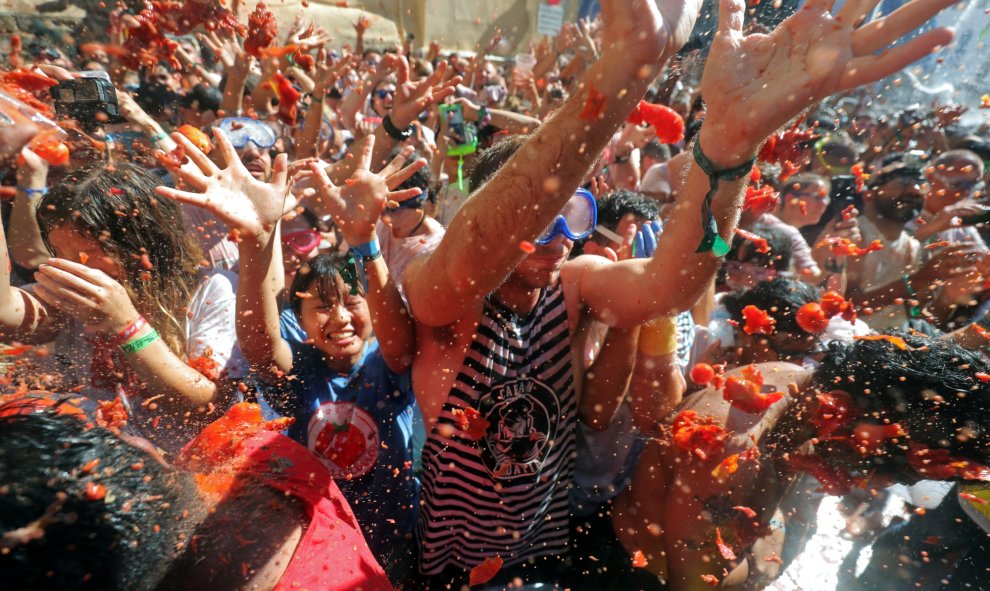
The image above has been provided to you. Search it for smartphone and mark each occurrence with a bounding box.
[439,103,477,157]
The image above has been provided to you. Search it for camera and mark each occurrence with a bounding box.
[50,71,123,128]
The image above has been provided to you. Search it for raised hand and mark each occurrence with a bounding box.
[154,129,292,239]
[389,56,462,128]
[308,138,426,245]
[313,50,353,97]
[702,0,957,157]
[600,0,703,62]
[198,29,246,72]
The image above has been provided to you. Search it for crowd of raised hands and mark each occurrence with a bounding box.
[2,0,990,590]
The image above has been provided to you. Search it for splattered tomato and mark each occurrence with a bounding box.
[244,3,278,58]
[96,397,129,429]
[671,410,728,461]
[178,402,294,470]
[627,101,685,144]
[795,302,828,334]
[723,373,784,414]
[741,305,775,335]
[177,124,212,154]
[690,363,716,386]
[714,527,736,560]
[743,184,780,216]
[734,228,771,254]
[451,406,490,441]
[787,454,854,495]
[811,390,857,439]
[269,72,303,125]
[579,86,607,121]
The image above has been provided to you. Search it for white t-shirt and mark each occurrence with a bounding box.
[376,217,445,301]
[38,270,246,452]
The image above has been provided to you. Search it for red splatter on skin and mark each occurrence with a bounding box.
[671,410,728,461]
[519,240,536,254]
[700,574,720,586]
[84,482,107,501]
[715,527,736,561]
[722,366,785,414]
[850,422,906,455]
[188,348,221,381]
[631,550,648,568]
[627,101,685,144]
[743,185,780,216]
[690,363,716,386]
[469,556,504,587]
[579,87,607,121]
[734,228,771,254]
[796,302,828,334]
[741,305,775,335]
[244,3,278,58]
[907,443,990,482]
[95,397,128,429]
[450,406,490,441]
[268,72,303,125]
[27,131,70,166]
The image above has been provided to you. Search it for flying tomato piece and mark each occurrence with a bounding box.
[741,305,776,335]
[631,550,648,568]
[268,71,303,125]
[177,124,212,154]
[795,302,829,334]
[811,390,857,439]
[626,100,685,144]
[690,363,716,386]
[853,334,908,351]
[714,528,736,561]
[734,228,771,254]
[743,184,780,216]
[671,410,728,461]
[723,374,785,414]
[469,556,504,587]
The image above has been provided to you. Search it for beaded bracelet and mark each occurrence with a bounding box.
[120,329,160,355]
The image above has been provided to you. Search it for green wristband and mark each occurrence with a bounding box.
[149,132,168,144]
[120,329,160,354]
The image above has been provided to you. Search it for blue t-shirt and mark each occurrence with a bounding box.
[270,327,420,574]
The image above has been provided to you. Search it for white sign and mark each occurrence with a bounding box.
[537,3,565,36]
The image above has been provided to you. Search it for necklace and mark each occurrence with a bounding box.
[408,210,426,237]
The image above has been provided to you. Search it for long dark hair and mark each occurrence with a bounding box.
[36,163,203,357]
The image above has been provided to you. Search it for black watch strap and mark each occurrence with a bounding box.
[382,115,413,141]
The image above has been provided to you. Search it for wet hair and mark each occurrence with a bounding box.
[467,134,527,191]
[810,332,990,478]
[596,189,661,231]
[389,147,432,197]
[0,406,195,590]
[723,277,821,335]
[180,83,222,113]
[36,163,204,358]
[726,224,793,270]
[289,253,363,318]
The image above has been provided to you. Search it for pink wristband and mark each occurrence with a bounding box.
[113,316,147,346]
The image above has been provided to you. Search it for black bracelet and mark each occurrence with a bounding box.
[382,115,413,141]
[692,139,756,257]
[612,153,631,165]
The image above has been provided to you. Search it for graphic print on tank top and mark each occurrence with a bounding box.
[478,377,559,480]
[307,401,380,479]
[418,285,577,575]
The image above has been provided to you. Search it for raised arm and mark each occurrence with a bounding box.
[404,0,702,327]
[155,129,296,380]
[308,141,426,373]
[575,0,959,329]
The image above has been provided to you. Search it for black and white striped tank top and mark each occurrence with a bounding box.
[417,284,577,575]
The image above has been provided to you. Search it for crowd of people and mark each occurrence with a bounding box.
[0,0,988,589]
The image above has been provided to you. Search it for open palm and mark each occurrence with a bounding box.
[154,129,293,238]
[308,137,426,245]
[702,0,957,146]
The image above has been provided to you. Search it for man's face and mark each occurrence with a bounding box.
[783,180,831,226]
[371,83,396,117]
[239,144,272,181]
[511,235,573,289]
[928,158,982,207]
[871,179,928,223]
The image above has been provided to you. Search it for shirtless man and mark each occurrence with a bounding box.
[611,332,990,590]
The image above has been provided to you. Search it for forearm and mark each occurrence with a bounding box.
[340,84,371,132]
[579,326,638,430]
[485,108,541,135]
[124,329,220,407]
[298,97,326,159]
[220,66,250,115]
[408,46,668,325]
[9,190,48,270]
[236,232,292,375]
[362,253,414,373]
[287,66,315,93]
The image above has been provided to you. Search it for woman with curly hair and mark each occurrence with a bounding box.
[0,161,245,452]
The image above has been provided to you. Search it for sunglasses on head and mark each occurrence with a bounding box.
[282,230,321,256]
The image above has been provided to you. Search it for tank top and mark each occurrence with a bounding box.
[417,284,577,574]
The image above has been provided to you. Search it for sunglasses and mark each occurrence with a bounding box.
[282,230,321,256]
[375,89,396,100]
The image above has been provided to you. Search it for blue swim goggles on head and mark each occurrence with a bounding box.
[535,189,598,246]
[214,117,277,150]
